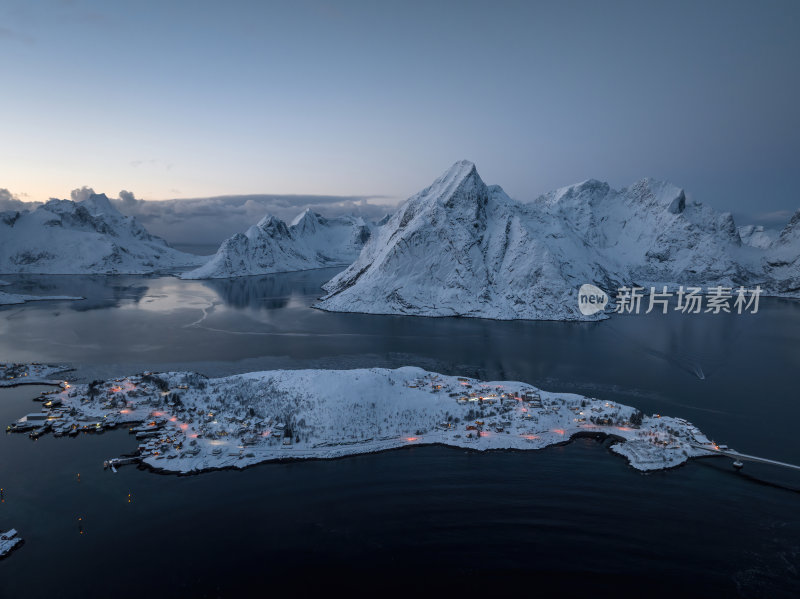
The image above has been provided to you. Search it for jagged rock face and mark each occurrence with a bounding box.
[316,161,799,321]
[0,194,200,274]
[738,225,778,249]
[182,209,372,279]
[762,210,800,294]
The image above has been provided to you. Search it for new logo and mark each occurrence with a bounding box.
[578,284,608,315]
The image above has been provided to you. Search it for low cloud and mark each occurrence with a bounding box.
[2,186,399,245]
[70,186,96,203]
[112,193,398,245]
[0,188,41,212]
[735,209,798,229]
[118,189,137,205]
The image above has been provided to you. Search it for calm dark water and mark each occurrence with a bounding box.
[0,271,798,597]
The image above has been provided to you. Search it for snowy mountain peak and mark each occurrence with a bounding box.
[80,193,118,216]
[0,192,201,274]
[254,214,290,234]
[289,208,327,234]
[624,178,686,214]
[182,209,373,279]
[289,208,317,227]
[389,160,491,233]
[431,160,485,206]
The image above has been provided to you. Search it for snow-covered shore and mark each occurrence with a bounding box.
[0,363,73,387]
[8,366,722,473]
[0,290,82,306]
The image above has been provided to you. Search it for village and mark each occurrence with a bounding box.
[5,365,724,475]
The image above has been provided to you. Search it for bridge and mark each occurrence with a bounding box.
[691,444,800,472]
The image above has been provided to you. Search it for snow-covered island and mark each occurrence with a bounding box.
[0,289,82,306]
[0,363,72,387]
[316,161,800,320]
[0,530,22,559]
[0,272,83,305]
[181,209,372,279]
[0,193,203,274]
[9,367,723,473]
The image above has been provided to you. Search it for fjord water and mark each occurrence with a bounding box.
[0,270,798,596]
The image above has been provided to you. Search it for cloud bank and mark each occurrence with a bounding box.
[2,187,397,246]
[0,188,42,212]
[112,193,396,245]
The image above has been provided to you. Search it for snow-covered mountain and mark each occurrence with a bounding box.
[762,210,800,296]
[738,225,778,249]
[182,209,372,279]
[0,194,202,274]
[315,160,799,321]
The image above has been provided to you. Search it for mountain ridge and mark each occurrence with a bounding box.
[181,209,373,279]
[316,161,799,321]
[0,193,202,274]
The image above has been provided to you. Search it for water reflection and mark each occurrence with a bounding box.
[1,274,149,311]
[1,269,799,469]
[198,269,332,310]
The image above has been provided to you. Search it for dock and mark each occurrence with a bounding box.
[103,456,142,473]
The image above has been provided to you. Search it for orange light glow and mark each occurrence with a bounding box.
[120,409,130,414]
[180,423,189,431]
[479,431,490,437]
[521,434,539,440]
[152,411,164,417]
[405,436,419,442]
[169,417,177,422]
[552,429,566,436]
[261,430,271,437]
[616,426,633,432]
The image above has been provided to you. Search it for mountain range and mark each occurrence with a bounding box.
[181,209,372,279]
[0,194,202,274]
[315,161,800,320]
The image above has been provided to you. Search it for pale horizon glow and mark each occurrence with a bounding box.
[1,0,798,228]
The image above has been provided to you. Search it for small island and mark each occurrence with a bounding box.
[0,530,22,559]
[7,366,723,473]
[0,363,72,387]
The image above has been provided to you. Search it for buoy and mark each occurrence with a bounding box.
[733,460,744,470]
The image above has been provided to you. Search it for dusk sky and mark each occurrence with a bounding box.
[1,0,798,229]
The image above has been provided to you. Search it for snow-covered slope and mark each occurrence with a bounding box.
[738,225,778,249]
[316,161,799,320]
[762,210,800,295]
[0,290,82,306]
[182,209,371,279]
[0,194,202,274]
